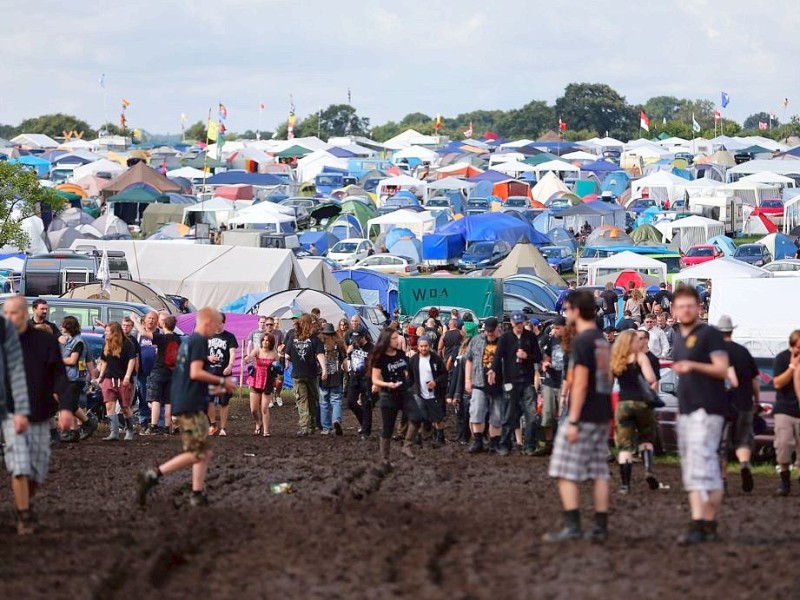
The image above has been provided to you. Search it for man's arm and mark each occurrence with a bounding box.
[568,364,589,423]
[773,354,798,390]
[224,347,236,376]
[189,359,234,392]
[4,322,29,418]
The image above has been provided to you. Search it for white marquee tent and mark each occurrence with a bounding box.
[672,256,771,285]
[587,251,667,286]
[665,215,725,252]
[629,171,689,206]
[367,209,436,239]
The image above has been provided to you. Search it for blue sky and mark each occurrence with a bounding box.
[1,0,798,134]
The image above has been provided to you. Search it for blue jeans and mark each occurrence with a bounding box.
[319,386,343,432]
[500,383,538,451]
[136,374,150,425]
[603,313,616,330]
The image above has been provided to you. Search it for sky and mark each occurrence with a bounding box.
[1,0,799,135]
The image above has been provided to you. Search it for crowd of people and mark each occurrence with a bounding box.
[2,286,800,546]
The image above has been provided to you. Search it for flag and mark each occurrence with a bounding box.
[662,117,667,125]
[119,113,127,129]
[464,121,473,138]
[783,97,789,109]
[207,120,219,142]
[769,112,775,121]
[287,111,296,140]
[259,102,265,111]
[434,114,442,130]
[97,249,111,296]
[558,118,567,131]
[721,92,730,108]
[99,73,106,88]
[218,103,228,120]
[691,113,701,133]
[713,110,721,122]
[219,122,227,135]
[758,121,768,130]
[180,112,188,124]
[639,111,650,132]
[121,98,130,109]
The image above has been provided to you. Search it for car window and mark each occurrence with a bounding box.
[51,304,101,331]
[108,306,145,323]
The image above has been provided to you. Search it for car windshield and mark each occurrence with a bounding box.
[331,242,358,253]
[427,198,448,207]
[541,247,563,258]
[652,256,681,273]
[506,198,526,207]
[762,200,782,208]
[688,247,713,257]
[737,246,760,256]
[467,242,493,255]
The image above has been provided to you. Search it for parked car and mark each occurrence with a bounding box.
[502,293,558,324]
[756,198,785,227]
[408,306,477,328]
[733,243,772,267]
[465,198,490,216]
[504,196,532,209]
[763,259,800,275]
[628,198,659,214]
[540,246,575,274]
[681,244,724,267]
[425,197,452,210]
[457,240,512,271]
[327,238,374,267]
[354,253,419,275]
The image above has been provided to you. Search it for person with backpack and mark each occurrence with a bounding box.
[138,314,182,435]
[58,316,98,442]
[654,283,672,313]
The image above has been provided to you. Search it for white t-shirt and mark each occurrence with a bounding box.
[418,355,435,399]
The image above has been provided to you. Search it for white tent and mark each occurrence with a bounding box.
[629,171,689,206]
[167,167,208,180]
[0,216,47,254]
[676,178,721,198]
[68,239,308,308]
[561,150,598,161]
[667,215,725,252]
[375,175,427,203]
[58,139,97,151]
[715,181,779,207]
[532,171,570,203]
[183,197,236,227]
[11,133,59,149]
[383,129,439,150]
[738,172,796,187]
[426,176,476,193]
[295,149,348,183]
[298,258,342,296]
[72,158,127,180]
[367,209,436,239]
[587,136,625,148]
[393,145,439,162]
[673,256,771,285]
[228,202,297,229]
[492,160,537,176]
[784,193,800,234]
[586,251,667,286]
[532,160,580,175]
[727,160,800,178]
[742,213,776,235]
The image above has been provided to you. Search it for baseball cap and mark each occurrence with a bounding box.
[529,318,541,326]
[510,312,526,324]
[483,316,499,331]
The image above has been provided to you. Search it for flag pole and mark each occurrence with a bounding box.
[201,107,212,210]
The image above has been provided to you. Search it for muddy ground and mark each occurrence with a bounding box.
[2,396,799,600]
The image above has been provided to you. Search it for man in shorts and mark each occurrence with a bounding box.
[3,295,65,534]
[139,315,181,435]
[409,337,449,448]
[463,317,501,454]
[206,313,238,436]
[537,316,566,456]
[544,290,612,543]
[137,308,234,508]
[671,285,729,544]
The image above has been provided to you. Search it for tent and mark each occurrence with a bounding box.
[546,226,578,250]
[706,235,737,256]
[166,166,208,180]
[503,275,559,310]
[434,162,483,179]
[629,224,664,245]
[75,174,113,196]
[299,231,339,255]
[228,203,296,231]
[67,239,308,308]
[183,197,237,228]
[556,202,626,231]
[375,175,427,203]
[531,160,580,176]
[47,208,95,248]
[328,214,365,240]
[204,171,285,186]
[91,214,131,238]
[629,171,689,205]
[759,233,797,260]
[493,241,566,287]
[297,258,342,296]
[389,237,423,263]
[584,225,633,246]
[437,212,551,246]
[667,215,725,252]
[367,209,436,239]
[296,150,348,182]
[333,269,399,314]
[742,212,778,235]
[60,280,179,314]
[532,171,569,203]
[587,251,667,286]
[338,198,375,231]
[147,223,191,240]
[141,203,191,237]
[673,256,772,285]
[101,162,183,198]
[1,216,48,254]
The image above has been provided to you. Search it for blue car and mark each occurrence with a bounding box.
[540,245,575,274]
[457,240,512,271]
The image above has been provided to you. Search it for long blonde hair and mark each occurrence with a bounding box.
[610,330,637,376]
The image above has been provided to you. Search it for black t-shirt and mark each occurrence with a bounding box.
[570,328,612,423]
[773,350,800,417]
[127,334,140,375]
[441,329,462,361]
[654,290,672,309]
[646,351,661,382]
[28,318,60,337]
[541,336,565,388]
[100,339,136,379]
[673,323,728,416]
[171,332,210,415]
[617,361,645,401]
[373,351,409,393]
[348,341,374,377]
[152,332,182,374]
[287,335,324,380]
[19,327,66,422]
[207,331,238,376]
[725,340,758,412]
[600,290,618,315]
[617,318,637,331]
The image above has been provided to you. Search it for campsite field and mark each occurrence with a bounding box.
[2,398,799,600]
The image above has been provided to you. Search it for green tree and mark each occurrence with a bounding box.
[743,112,778,130]
[16,113,95,138]
[0,162,62,249]
[184,120,207,141]
[273,104,369,140]
[98,122,131,137]
[643,96,682,122]
[554,83,637,139]
[675,99,715,125]
[370,120,403,142]
[497,100,555,139]
[0,124,15,139]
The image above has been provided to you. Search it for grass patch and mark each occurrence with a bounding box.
[656,453,777,477]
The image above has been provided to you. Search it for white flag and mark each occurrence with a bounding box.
[97,249,111,295]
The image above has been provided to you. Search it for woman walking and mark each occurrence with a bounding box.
[370,328,419,464]
[611,329,660,494]
[245,334,279,437]
[625,289,645,326]
[319,323,347,436]
[97,322,137,441]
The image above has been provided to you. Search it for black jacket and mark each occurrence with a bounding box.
[409,351,448,400]
[492,329,542,385]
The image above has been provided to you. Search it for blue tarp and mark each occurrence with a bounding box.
[333,269,399,315]
[328,146,357,158]
[580,160,620,173]
[389,238,422,263]
[468,170,511,183]
[437,212,551,246]
[299,230,339,255]
[422,233,466,261]
[204,171,285,186]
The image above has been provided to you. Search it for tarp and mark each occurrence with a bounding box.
[297,258,342,296]
[68,239,308,308]
[421,233,465,262]
[437,212,551,246]
[333,269,399,314]
[493,241,566,287]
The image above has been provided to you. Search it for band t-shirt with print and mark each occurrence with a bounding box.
[570,328,612,423]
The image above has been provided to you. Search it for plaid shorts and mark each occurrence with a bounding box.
[678,409,724,493]
[175,411,210,459]
[2,419,51,483]
[548,421,610,482]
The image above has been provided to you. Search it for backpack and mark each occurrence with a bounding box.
[163,337,181,371]
[660,294,671,311]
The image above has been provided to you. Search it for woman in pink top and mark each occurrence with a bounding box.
[245,335,279,436]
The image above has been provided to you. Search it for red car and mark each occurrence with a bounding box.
[681,244,723,267]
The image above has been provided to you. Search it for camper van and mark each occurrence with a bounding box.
[21,250,130,296]
[688,195,744,235]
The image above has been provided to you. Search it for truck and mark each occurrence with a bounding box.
[688,194,743,235]
[398,276,503,321]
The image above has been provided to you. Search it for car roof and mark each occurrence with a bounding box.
[334,237,369,244]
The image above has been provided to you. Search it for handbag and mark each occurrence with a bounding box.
[638,374,664,408]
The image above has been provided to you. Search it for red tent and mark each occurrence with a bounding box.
[614,270,646,290]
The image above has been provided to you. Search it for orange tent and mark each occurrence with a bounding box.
[55,183,88,198]
[492,180,532,201]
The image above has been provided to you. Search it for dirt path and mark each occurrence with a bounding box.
[1,397,798,599]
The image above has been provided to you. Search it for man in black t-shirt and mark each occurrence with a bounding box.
[28,299,60,337]
[772,330,800,496]
[653,283,672,313]
[286,314,326,436]
[600,282,618,330]
[438,319,463,368]
[464,317,502,454]
[537,316,566,456]
[139,315,182,435]
[137,308,234,508]
[671,285,729,545]
[716,316,759,494]
[206,313,238,437]
[545,290,612,543]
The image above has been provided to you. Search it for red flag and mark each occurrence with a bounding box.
[558,118,567,131]
[259,102,265,111]
[713,111,721,122]
[758,121,768,130]
[639,111,650,132]
[218,103,228,119]
[434,114,442,130]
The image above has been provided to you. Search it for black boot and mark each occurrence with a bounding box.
[584,512,608,543]
[432,429,444,449]
[777,469,791,497]
[619,462,632,495]
[677,520,705,546]
[542,509,582,543]
[702,520,718,542]
[642,449,659,490]
[489,436,500,454]
[740,462,754,493]
[468,432,484,454]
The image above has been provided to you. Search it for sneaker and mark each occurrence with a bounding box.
[532,445,552,457]
[276,398,284,407]
[542,527,583,543]
[522,447,536,457]
[140,425,154,436]
[467,438,484,454]
[136,469,160,507]
[268,401,274,409]
[741,467,754,493]
[208,425,219,436]
[16,510,34,536]
[190,492,209,507]
[218,428,227,437]
[334,422,343,436]
[677,528,706,546]
[79,416,98,441]
[320,430,331,435]
[645,472,660,491]
[60,430,81,443]
[296,430,309,437]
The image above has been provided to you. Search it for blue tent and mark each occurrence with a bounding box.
[385,191,420,207]
[438,212,551,246]
[328,146,357,158]
[385,227,416,249]
[762,233,797,259]
[532,210,555,234]
[468,170,510,183]
[580,160,620,173]
[503,279,558,310]
[547,226,577,250]
[333,269,399,315]
[599,171,630,197]
[707,235,737,256]
[422,233,465,261]
[11,155,50,177]
[327,214,364,240]
[299,230,339,255]
[163,193,197,205]
[390,237,422,262]
[204,171,285,186]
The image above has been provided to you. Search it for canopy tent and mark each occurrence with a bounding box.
[738,172,796,187]
[742,212,778,235]
[295,150,349,182]
[715,181,779,207]
[759,233,797,260]
[166,166,208,180]
[531,171,570,203]
[383,129,439,150]
[556,201,626,231]
[673,256,772,285]
[587,251,667,286]
[491,160,537,176]
[68,239,308,308]
[665,215,725,252]
[367,209,436,239]
[493,241,566,287]
[60,280,179,314]
[437,212,550,246]
[629,171,689,206]
[297,258,342,296]
[228,202,296,231]
[101,162,183,198]
[562,150,599,161]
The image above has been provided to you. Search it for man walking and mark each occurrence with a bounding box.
[600,282,618,330]
[772,330,800,496]
[671,285,729,544]
[464,317,502,454]
[206,313,238,436]
[640,314,670,359]
[537,316,566,456]
[657,313,676,360]
[137,308,234,507]
[3,295,64,534]
[409,337,449,448]
[544,289,612,542]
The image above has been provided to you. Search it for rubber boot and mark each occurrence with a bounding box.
[777,469,791,497]
[124,417,136,441]
[468,432,484,454]
[619,462,632,495]
[542,509,582,543]
[379,438,392,468]
[402,423,418,459]
[642,449,659,490]
[103,415,119,441]
[432,429,444,449]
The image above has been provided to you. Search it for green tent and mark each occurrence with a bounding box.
[630,224,664,245]
[54,190,82,203]
[574,179,599,198]
[335,198,375,231]
[107,187,168,203]
[523,152,563,165]
[274,144,312,158]
[739,145,772,155]
[182,154,227,169]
